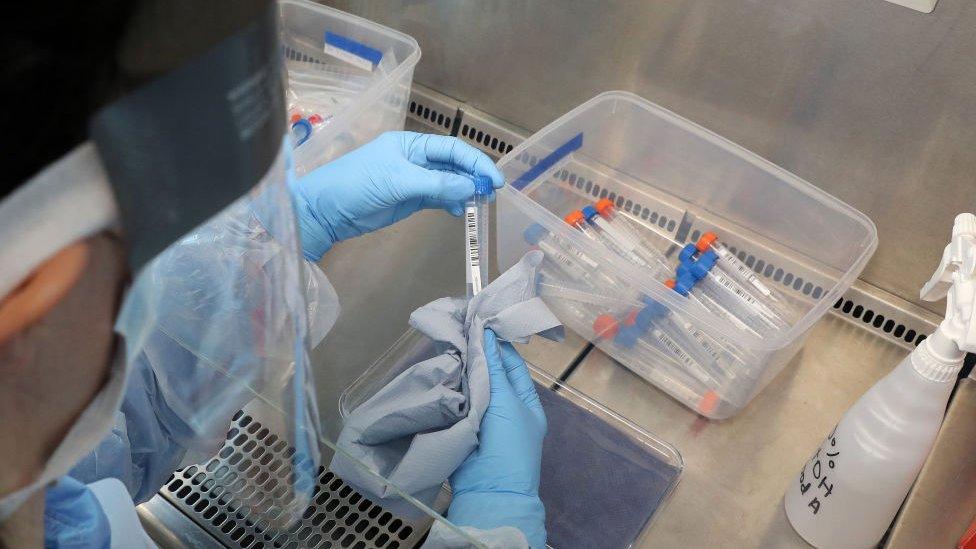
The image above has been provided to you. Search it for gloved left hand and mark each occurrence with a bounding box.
[289,131,504,261]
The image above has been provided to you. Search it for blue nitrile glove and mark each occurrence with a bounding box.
[447,329,547,548]
[289,131,504,261]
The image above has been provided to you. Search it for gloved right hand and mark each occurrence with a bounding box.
[446,329,547,548]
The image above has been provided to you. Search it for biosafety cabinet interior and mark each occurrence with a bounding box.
[141,0,975,547]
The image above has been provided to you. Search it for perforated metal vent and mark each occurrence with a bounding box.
[161,410,429,548]
[454,106,526,158]
[459,123,514,155]
[833,296,926,346]
[404,86,461,135]
[408,100,454,132]
[826,282,945,350]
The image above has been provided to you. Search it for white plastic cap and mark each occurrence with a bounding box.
[913,334,964,382]
[952,213,976,238]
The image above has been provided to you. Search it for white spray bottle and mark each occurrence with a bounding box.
[784,213,976,549]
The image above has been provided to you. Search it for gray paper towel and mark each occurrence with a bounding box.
[331,251,563,514]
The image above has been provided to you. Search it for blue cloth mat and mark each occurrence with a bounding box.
[537,383,680,549]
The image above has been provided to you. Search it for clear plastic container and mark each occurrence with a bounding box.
[340,329,683,549]
[279,0,420,175]
[496,92,878,418]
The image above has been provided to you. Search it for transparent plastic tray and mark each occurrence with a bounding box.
[495,92,877,418]
[279,0,420,175]
[340,329,683,549]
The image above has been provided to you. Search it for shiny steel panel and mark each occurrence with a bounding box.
[325,0,976,315]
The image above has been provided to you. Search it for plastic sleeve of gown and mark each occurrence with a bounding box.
[69,197,339,505]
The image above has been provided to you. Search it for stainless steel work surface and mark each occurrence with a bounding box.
[561,315,910,548]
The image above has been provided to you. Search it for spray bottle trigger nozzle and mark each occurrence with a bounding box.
[920,213,976,353]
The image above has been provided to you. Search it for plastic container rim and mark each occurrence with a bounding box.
[339,329,683,474]
[338,327,684,546]
[496,91,878,351]
[281,0,422,168]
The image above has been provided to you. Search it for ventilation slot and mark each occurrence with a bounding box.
[460,123,515,154]
[833,298,928,347]
[550,164,683,235]
[408,100,453,130]
[161,411,427,548]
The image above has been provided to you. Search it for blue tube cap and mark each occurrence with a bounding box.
[669,268,698,295]
[677,273,698,294]
[686,262,706,280]
[635,305,665,332]
[581,205,598,221]
[291,119,313,147]
[679,243,698,263]
[635,296,669,331]
[699,249,718,270]
[523,223,549,245]
[473,175,494,196]
[679,247,717,281]
[614,325,640,349]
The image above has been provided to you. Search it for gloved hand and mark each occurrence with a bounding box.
[289,131,504,261]
[447,329,547,548]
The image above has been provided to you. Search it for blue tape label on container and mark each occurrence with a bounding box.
[323,31,383,71]
[511,133,584,191]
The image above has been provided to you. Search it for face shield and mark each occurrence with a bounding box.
[2,2,484,542]
[0,0,327,525]
[114,142,330,526]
